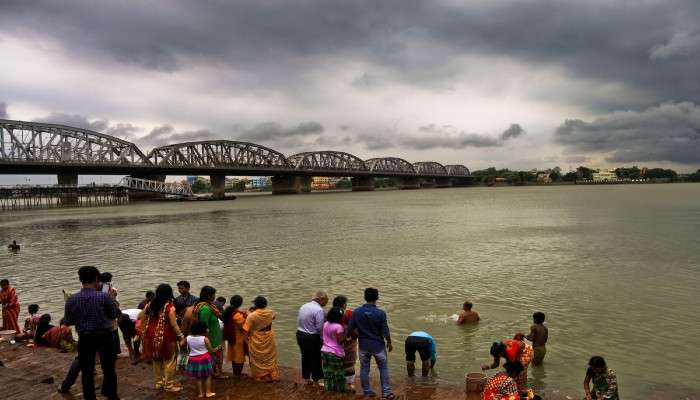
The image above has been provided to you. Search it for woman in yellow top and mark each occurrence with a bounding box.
[243,296,279,382]
[224,295,248,376]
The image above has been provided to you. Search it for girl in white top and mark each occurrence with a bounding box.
[185,321,217,398]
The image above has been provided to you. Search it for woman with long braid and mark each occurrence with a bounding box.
[140,284,185,392]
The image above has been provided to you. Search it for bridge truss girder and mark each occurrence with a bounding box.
[412,161,448,176]
[0,119,149,165]
[444,164,471,177]
[365,157,417,175]
[288,151,369,172]
[148,140,290,169]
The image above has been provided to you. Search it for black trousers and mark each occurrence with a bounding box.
[78,331,118,400]
[296,331,324,381]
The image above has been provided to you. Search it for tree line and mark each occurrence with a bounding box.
[472,166,700,184]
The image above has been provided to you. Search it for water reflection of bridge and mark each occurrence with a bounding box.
[0,119,478,197]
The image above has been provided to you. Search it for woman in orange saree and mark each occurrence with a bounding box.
[243,296,278,382]
[0,279,21,334]
[224,295,248,376]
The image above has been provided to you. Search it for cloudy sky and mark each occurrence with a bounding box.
[2,0,700,183]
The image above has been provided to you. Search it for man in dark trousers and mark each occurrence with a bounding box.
[296,290,328,385]
[64,266,120,400]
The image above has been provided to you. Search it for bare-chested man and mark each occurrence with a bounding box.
[457,301,480,324]
[526,311,548,365]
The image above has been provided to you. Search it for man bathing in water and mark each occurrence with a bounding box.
[7,240,20,251]
[457,301,480,324]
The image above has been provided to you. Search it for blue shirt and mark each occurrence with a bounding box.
[347,303,390,353]
[64,288,119,334]
[409,331,437,361]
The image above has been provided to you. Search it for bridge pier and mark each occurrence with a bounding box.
[435,177,451,188]
[351,176,374,191]
[210,174,226,199]
[300,176,312,193]
[271,175,311,194]
[420,178,436,188]
[129,175,166,201]
[398,177,421,190]
[450,177,474,187]
[57,173,79,206]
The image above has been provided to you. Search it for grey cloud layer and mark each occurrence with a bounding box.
[0,101,7,119]
[236,121,521,151]
[139,125,216,148]
[2,1,699,111]
[555,102,700,164]
[19,110,519,154]
[500,124,525,141]
[33,113,141,138]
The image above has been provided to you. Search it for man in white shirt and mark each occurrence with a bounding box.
[296,290,328,385]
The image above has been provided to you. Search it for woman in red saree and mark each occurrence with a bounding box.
[483,361,523,400]
[140,284,186,392]
[0,279,21,334]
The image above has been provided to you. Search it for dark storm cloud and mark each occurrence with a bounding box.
[2,1,699,110]
[235,122,324,143]
[347,123,519,151]
[353,133,395,151]
[405,124,502,149]
[34,113,109,131]
[138,125,216,147]
[500,124,525,141]
[32,113,142,139]
[555,102,700,164]
[0,101,7,118]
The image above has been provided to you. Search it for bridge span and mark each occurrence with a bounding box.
[0,119,477,197]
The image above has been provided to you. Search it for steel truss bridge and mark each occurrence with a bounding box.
[118,176,193,196]
[0,119,477,195]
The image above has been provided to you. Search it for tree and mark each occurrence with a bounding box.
[576,166,594,180]
[615,166,641,180]
[562,172,577,181]
[336,178,352,189]
[549,169,561,181]
[687,169,700,182]
[191,178,211,193]
[645,168,678,181]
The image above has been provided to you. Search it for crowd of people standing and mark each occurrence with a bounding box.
[1,268,620,400]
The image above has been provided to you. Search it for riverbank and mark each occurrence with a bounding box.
[0,341,574,400]
[4,342,700,399]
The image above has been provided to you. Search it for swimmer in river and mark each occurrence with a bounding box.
[7,240,20,251]
[456,301,480,324]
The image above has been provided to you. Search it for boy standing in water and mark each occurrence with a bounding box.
[526,312,548,365]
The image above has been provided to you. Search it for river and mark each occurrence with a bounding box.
[2,184,699,398]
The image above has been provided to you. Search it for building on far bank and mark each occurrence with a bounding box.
[592,168,618,182]
[246,177,270,190]
[312,176,332,190]
[536,171,552,184]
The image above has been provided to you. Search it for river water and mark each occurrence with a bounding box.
[2,184,699,398]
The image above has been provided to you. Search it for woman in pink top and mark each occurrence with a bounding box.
[321,307,346,392]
